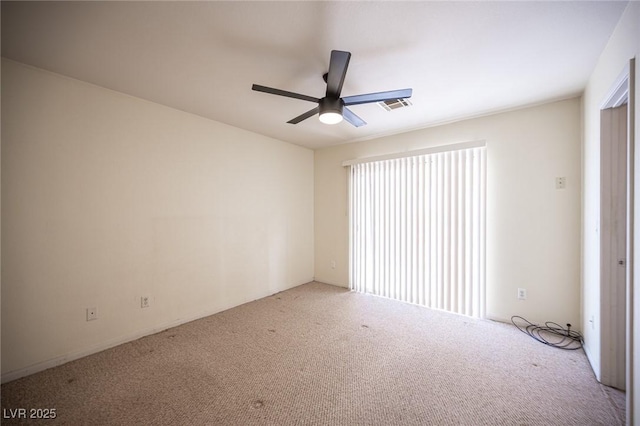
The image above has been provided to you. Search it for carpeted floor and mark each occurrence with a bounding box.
[1,281,625,425]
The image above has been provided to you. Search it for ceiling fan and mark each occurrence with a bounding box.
[252,50,412,127]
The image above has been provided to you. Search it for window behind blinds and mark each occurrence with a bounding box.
[349,145,486,318]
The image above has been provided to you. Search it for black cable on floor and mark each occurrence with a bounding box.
[511,315,584,350]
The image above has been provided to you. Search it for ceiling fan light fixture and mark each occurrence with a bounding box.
[319,111,343,125]
[318,97,344,125]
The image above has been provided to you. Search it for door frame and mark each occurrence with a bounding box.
[600,58,635,424]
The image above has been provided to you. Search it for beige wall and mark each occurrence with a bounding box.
[1,59,314,380]
[315,98,581,328]
[581,0,640,413]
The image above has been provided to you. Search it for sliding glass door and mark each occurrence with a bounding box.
[349,144,486,318]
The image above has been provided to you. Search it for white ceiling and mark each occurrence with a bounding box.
[1,1,629,150]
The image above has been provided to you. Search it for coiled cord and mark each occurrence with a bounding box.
[511,315,584,350]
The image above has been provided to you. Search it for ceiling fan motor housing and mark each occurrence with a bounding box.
[319,97,344,116]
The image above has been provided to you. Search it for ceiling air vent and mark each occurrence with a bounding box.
[378,98,412,111]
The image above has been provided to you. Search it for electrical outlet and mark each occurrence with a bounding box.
[331,260,336,269]
[555,177,566,189]
[517,288,527,300]
[86,307,97,321]
[141,296,150,308]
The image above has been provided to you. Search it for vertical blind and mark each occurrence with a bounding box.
[349,145,486,318]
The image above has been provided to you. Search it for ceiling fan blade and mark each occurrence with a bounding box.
[287,106,320,124]
[343,107,366,127]
[342,88,413,106]
[326,50,351,99]
[252,84,319,103]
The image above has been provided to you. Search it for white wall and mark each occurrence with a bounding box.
[315,98,582,328]
[1,59,314,381]
[581,0,640,416]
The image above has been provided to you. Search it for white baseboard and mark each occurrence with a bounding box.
[484,314,513,325]
[313,279,348,289]
[2,306,225,384]
[1,282,314,384]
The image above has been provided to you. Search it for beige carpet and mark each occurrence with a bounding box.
[1,282,624,425]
